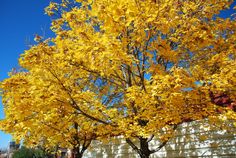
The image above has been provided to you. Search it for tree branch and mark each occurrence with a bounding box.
[47,68,111,125]
[150,124,178,154]
[126,138,141,155]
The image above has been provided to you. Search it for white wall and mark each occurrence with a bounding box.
[84,120,236,158]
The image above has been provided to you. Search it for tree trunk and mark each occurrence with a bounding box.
[139,138,151,158]
[126,137,152,158]
[73,148,84,158]
[139,153,150,158]
[75,152,83,158]
[139,152,151,158]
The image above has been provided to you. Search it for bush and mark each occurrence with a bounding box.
[12,146,52,158]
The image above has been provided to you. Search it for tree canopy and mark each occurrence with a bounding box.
[1,0,236,157]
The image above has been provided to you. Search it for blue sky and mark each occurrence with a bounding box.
[0,0,235,149]
[0,0,56,149]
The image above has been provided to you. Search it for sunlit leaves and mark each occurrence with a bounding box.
[0,0,236,156]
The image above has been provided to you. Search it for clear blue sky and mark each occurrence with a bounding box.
[0,0,57,149]
[0,0,235,149]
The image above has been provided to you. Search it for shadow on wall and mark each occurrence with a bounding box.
[83,120,236,158]
[161,121,236,158]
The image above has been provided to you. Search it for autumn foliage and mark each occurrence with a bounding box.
[1,0,236,158]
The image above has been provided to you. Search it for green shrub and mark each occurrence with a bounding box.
[12,146,52,158]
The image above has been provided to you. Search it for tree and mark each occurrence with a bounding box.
[12,146,52,158]
[0,70,99,158]
[1,0,236,158]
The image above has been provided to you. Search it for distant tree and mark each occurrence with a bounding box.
[12,146,52,158]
